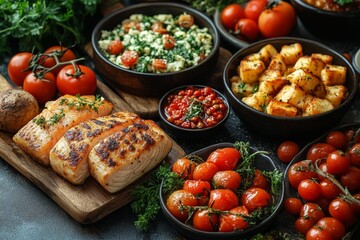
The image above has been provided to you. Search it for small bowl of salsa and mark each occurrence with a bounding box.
[159,85,229,136]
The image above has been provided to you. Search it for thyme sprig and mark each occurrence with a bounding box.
[184,98,204,120]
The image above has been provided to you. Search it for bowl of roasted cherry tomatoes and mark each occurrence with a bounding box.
[158,85,229,136]
[214,0,297,50]
[223,37,359,140]
[91,2,220,98]
[159,142,285,240]
[284,122,360,239]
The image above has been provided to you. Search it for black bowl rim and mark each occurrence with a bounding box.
[159,142,285,238]
[223,37,359,122]
[213,8,249,50]
[291,0,360,17]
[158,85,230,132]
[91,2,220,77]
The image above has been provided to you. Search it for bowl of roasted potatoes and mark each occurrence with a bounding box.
[223,37,359,140]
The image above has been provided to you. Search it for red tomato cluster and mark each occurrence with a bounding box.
[220,0,296,42]
[7,46,97,105]
[166,147,274,232]
[164,86,228,129]
[284,128,360,239]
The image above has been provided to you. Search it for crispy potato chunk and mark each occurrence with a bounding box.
[302,98,334,116]
[287,69,326,98]
[259,69,282,82]
[321,64,347,86]
[325,85,348,107]
[259,44,278,66]
[268,54,287,74]
[230,75,256,98]
[275,84,311,109]
[259,77,288,95]
[293,56,326,77]
[239,59,266,84]
[280,43,303,66]
[242,91,272,111]
[311,53,333,65]
[266,99,298,117]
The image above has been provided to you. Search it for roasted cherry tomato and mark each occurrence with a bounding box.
[56,64,97,96]
[250,169,269,190]
[258,1,296,38]
[244,0,268,22]
[172,157,196,179]
[277,141,300,163]
[162,34,176,50]
[7,52,33,86]
[328,198,354,222]
[326,150,350,175]
[42,46,76,76]
[300,202,325,224]
[206,147,241,171]
[208,189,238,211]
[212,170,241,190]
[183,180,211,206]
[221,4,245,30]
[192,209,219,232]
[23,71,56,105]
[287,160,318,189]
[192,162,218,181]
[319,179,341,199]
[234,18,259,42]
[166,190,198,222]
[241,187,271,213]
[178,13,194,29]
[218,206,249,232]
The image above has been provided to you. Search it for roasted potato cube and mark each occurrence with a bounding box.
[275,84,310,109]
[287,69,326,98]
[258,44,278,66]
[239,59,266,84]
[293,56,326,77]
[302,98,334,116]
[321,64,347,86]
[230,75,256,98]
[280,43,303,66]
[325,85,348,107]
[259,69,282,82]
[266,99,298,117]
[259,77,288,95]
[311,53,333,65]
[242,91,272,112]
[244,53,261,61]
[268,54,287,74]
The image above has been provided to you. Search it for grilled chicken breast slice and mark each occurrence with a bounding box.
[89,120,173,193]
[13,95,113,166]
[49,111,140,185]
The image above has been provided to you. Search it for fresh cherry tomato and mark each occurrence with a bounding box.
[183,180,211,206]
[165,189,198,222]
[162,34,176,50]
[42,46,76,76]
[305,226,332,240]
[326,150,350,175]
[328,198,354,222]
[350,193,360,214]
[325,130,348,150]
[192,209,219,232]
[347,143,360,167]
[192,162,218,181]
[56,64,97,96]
[120,50,139,67]
[244,0,268,22]
[315,217,346,240]
[340,166,360,192]
[306,143,336,163]
[218,206,249,232]
[152,59,167,71]
[7,52,33,86]
[23,71,56,105]
[319,179,341,199]
[297,179,321,201]
[178,13,194,29]
[152,22,167,34]
[300,202,325,224]
[107,40,123,55]
[284,197,303,215]
[287,160,318,189]
[258,1,296,38]
[277,141,300,163]
[234,18,259,42]
[294,217,314,235]
[206,147,241,171]
[250,169,269,190]
[241,187,271,213]
[208,189,238,211]
[221,4,245,30]
[212,170,241,191]
[172,157,196,179]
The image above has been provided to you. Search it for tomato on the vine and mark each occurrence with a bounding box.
[183,180,211,206]
[166,190,198,222]
[277,140,300,163]
[325,130,348,150]
[305,227,332,240]
[297,179,321,201]
[208,189,238,211]
[294,217,314,235]
[244,0,267,22]
[340,166,360,192]
[284,197,303,215]
[42,46,76,76]
[212,170,241,190]
[192,209,219,232]
[300,202,325,224]
[319,179,341,199]
[241,187,271,212]
[328,198,354,222]
[250,169,269,190]
[8,52,33,86]
[56,64,97,96]
[172,157,196,179]
[218,206,249,232]
[192,162,218,181]
[306,143,336,162]
[258,1,296,38]
[221,4,245,30]
[234,18,259,42]
[315,217,346,240]
[326,150,350,175]
[23,71,56,105]
[206,147,241,171]
[287,160,318,189]
[347,143,360,167]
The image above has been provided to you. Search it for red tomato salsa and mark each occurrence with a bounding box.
[164,86,228,129]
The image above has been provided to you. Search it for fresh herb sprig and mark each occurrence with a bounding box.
[183,0,245,16]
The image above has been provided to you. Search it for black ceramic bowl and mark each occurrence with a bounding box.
[91,2,220,98]
[291,0,360,39]
[159,142,285,240]
[223,37,359,140]
[158,85,229,137]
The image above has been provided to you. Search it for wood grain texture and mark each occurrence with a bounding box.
[0,74,185,224]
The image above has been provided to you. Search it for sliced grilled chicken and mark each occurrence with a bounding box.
[49,111,140,184]
[13,95,113,166]
[88,120,173,193]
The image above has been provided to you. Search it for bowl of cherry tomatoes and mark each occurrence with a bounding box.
[91,2,220,98]
[284,122,360,239]
[214,1,297,50]
[159,142,285,240]
[158,85,229,137]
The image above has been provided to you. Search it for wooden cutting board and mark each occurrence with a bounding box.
[0,73,185,224]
